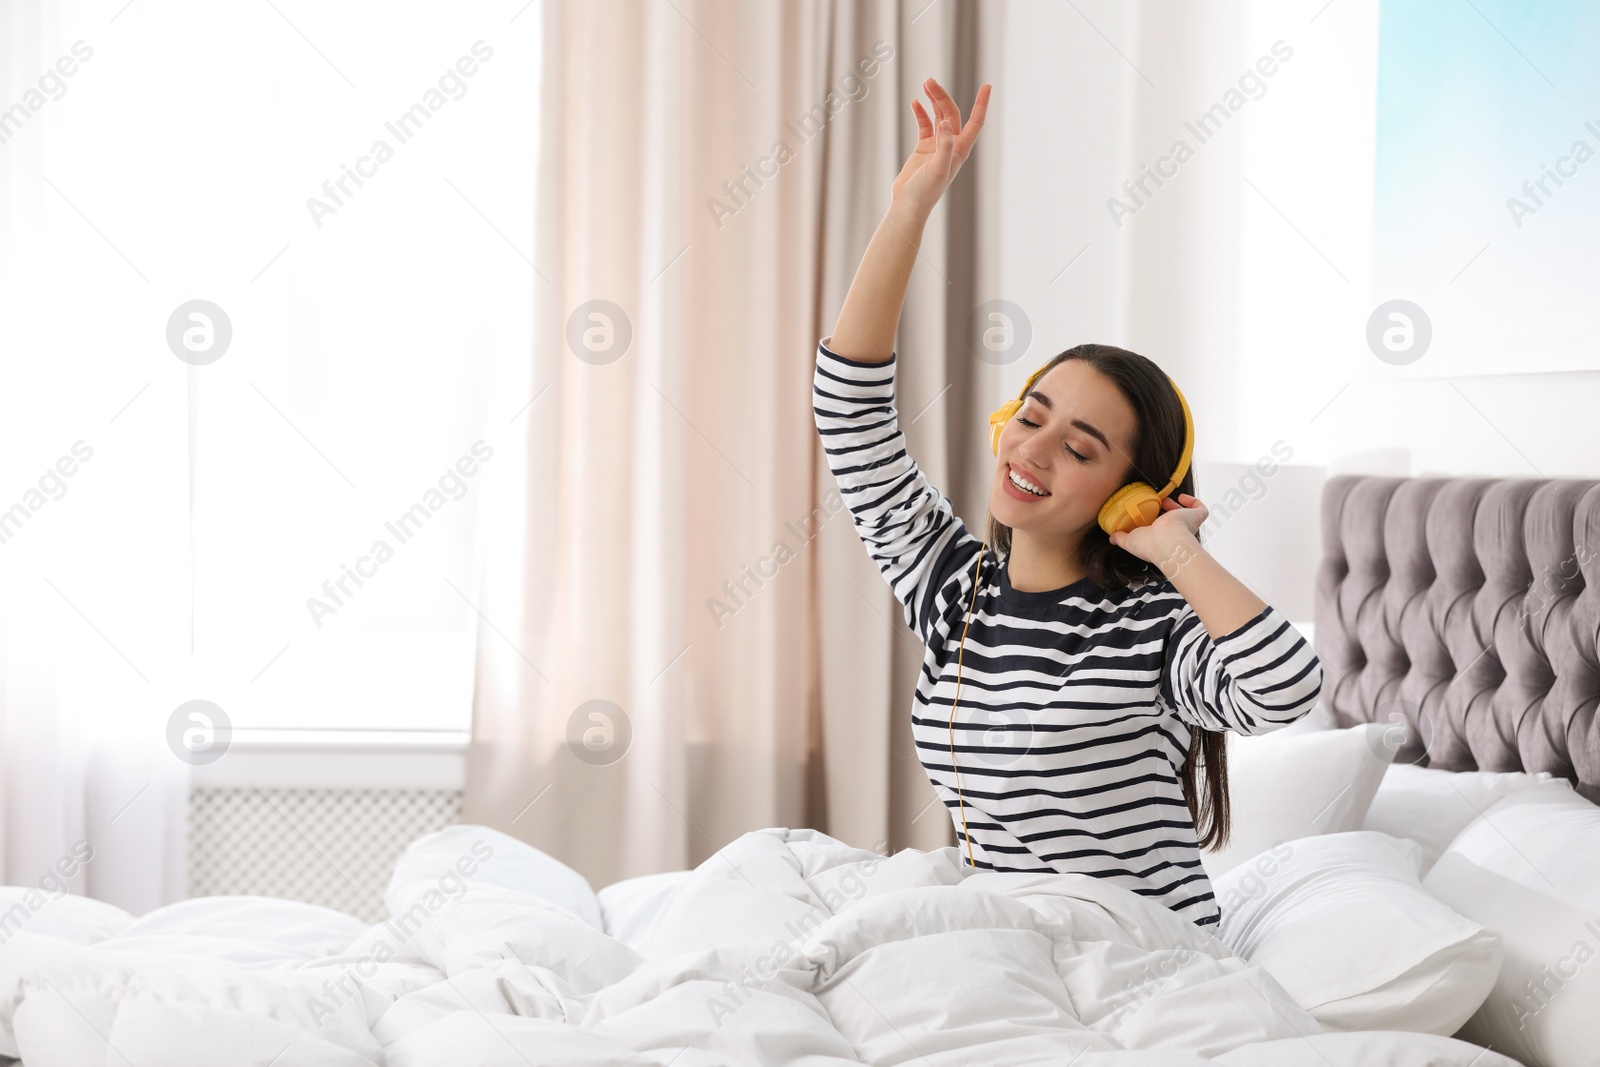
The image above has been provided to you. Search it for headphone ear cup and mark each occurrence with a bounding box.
[1099,482,1163,535]
[988,400,1022,456]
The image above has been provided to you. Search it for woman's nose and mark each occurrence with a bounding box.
[1016,432,1051,468]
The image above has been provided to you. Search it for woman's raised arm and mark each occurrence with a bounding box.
[825,78,992,364]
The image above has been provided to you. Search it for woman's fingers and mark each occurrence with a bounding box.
[923,77,958,134]
[923,79,956,137]
[922,79,993,160]
[933,118,954,172]
[910,98,933,141]
[958,84,992,151]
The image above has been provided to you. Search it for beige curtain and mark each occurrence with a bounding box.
[464,0,1003,888]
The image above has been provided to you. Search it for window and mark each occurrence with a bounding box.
[1,0,540,732]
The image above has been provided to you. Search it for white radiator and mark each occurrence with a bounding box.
[188,787,463,923]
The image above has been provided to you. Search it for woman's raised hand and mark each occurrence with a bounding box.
[891,78,992,219]
[826,78,991,362]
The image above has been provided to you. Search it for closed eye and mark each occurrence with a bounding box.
[1017,416,1090,463]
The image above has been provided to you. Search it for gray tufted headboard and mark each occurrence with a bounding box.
[1313,475,1600,802]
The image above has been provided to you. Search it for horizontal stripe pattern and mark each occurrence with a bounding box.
[814,338,1324,929]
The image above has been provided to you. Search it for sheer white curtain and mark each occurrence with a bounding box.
[1,0,539,912]
[0,0,189,912]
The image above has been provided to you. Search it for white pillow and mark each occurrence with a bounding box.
[1201,722,1395,878]
[1363,763,1557,875]
[1215,830,1503,1034]
[1422,780,1598,1067]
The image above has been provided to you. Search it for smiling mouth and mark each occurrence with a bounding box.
[1006,464,1049,497]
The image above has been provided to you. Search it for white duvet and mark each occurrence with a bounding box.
[0,825,1519,1066]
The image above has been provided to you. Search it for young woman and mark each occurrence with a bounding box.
[815,78,1323,930]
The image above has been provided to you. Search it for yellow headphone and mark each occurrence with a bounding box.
[945,358,1195,867]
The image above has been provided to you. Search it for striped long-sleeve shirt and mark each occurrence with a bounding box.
[813,337,1324,929]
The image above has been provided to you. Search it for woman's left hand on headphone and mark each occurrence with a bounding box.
[1109,493,1208,573]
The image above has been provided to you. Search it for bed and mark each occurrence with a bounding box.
[1,473,1596,1066]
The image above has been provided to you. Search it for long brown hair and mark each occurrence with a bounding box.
[984,343,1231,851]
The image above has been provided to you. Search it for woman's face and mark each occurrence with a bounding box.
[988,359,1139,540]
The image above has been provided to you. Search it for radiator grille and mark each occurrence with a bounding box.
[189,788,462,923]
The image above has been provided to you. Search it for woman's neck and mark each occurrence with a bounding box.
[1006,527,1087,592]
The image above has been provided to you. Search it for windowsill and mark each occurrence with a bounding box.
[228,728,471,750]
[191,728,470,791]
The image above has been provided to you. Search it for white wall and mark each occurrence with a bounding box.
[999,0,1600,489]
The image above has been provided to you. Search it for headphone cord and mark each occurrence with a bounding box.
[947,528,989,869]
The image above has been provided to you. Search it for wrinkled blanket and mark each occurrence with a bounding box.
[0,825,1519,1066]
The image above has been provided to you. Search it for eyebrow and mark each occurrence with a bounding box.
[1024,390,1110,451]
